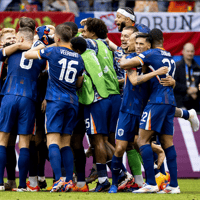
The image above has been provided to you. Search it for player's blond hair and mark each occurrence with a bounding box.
[1,28,16,37]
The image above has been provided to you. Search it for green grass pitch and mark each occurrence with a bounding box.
[0,178,200,200]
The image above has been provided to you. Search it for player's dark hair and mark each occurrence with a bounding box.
[123,26,138,33]
[19,17,35,32]
[85,18,108,39]
[71,37,87,54]
[136,33,152,46]
[63,22,78,38]
[120,7,135,22]
[18,27,34,42]
[149,28,163,43]
[55,24,72,43]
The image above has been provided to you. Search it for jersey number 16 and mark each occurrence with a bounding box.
[58,58,78,83]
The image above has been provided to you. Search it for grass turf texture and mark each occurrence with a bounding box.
[1,178,200,200]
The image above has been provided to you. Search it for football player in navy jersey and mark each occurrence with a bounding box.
[109,32,169,193]
[0,27,46,191]
[0,28,17,191]
[25,24,84,192]
[120,28,181,193]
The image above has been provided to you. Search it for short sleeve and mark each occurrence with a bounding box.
[137,50,152,66]
[38,47,54,60]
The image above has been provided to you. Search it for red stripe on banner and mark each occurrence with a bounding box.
[108,32,200,56]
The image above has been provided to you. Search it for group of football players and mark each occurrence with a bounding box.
[0,7,199,194]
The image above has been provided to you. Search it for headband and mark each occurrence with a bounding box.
[117,8,135,21]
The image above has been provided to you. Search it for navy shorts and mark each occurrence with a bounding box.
[108,94,121,133]
[116,111,140,142]
[84,98,111,135]
[0,95,35,135]
[45,100,78,135]
[139,103,175,135]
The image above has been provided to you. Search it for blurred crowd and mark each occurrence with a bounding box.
[0,1,200,16]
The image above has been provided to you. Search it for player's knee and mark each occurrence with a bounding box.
[115,145,126,157]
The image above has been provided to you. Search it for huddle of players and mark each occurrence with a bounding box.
[0,7,199,194]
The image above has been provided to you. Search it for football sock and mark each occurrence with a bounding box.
[164,145,178,187]
[74,147,86,182]
[181,109,189,120]
[0,145,7,184]
[76,182,86,188]
[139,144,156,186]
[18,148,30,188]
[61,146,74,182]
[106,160,112,170]
[6,146,16,180]
[37,141,47,177]
[159,163,166,175]
[111,155,122,186]
[127,149,142,175]
[38,176,45,182]
[29,176,38,187]
[48,144,62,181]
[127,149,143,186]
[96,163,108,184]
[29,141,37,177]
[121,163,127,173]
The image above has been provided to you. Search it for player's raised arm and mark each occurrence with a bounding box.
[120,55,141,69]
[127,66,168,86]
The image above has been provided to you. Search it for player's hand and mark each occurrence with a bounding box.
[17,41,32,50]
[160,76,176,87]
[187,87,198,95]
[80,18,87,26]
[36,26,54,46]
[156,66,168,75]
[41,99,47,113]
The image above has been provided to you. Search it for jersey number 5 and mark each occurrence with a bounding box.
[58,58,78,83]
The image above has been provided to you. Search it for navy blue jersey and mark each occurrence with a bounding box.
[137,48,176,106]
[120,52,149,116]
[39,46,84,106]
[85,39,98,55]
[0,49,46,101]
[113,47,125,79]
[135,24,150,34]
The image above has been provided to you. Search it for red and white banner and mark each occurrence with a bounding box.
[0,12,75,30]
[94,11,200,33]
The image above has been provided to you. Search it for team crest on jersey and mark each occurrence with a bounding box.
[118,129,124,136]
[41,49,44,54]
